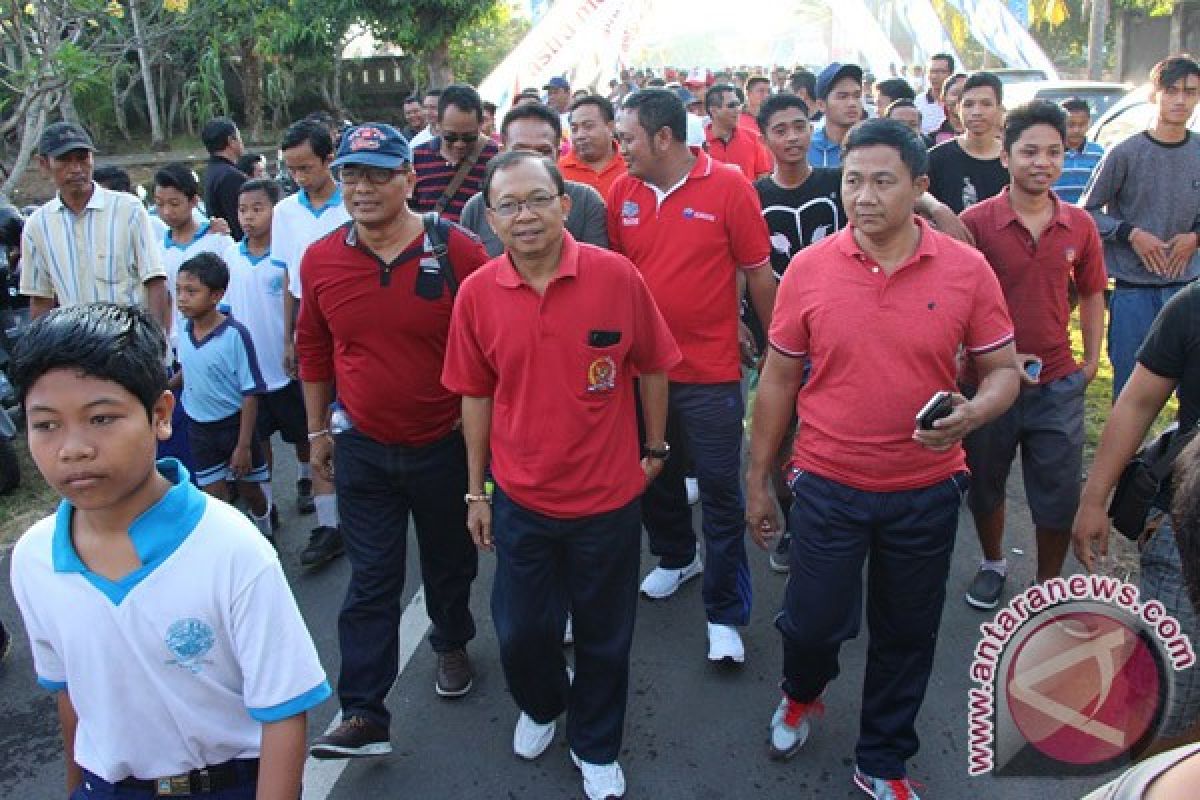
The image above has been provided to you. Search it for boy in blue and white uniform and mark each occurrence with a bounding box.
[9,302,329,799]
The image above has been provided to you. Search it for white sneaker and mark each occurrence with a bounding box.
[639,554,703,599]
[706,622,745,664]
[513,712,555,760]
[685,476,699,505]
[563,613,574,646]
[571,751,626,799]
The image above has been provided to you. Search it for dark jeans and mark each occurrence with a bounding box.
[491,487,641,764]
[641,381,750,626]
[334,427,478,728]
[777,470,967,779]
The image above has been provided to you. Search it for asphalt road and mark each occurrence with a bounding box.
[0,445,1128,799]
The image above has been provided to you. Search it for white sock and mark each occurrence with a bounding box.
[981,558,1008,577]
[297,462,312,480]
[261,483,273,507]
[315,494,338,528]
[251,509,272,538]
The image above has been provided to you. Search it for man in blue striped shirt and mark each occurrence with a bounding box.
[1054,98,1105,204]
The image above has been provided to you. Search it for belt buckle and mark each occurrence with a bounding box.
[156,774,190,796]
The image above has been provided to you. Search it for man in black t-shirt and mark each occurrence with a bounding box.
[927,72,1008,213]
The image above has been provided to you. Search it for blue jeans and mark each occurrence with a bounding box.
[641,381,750,626]
[333,428,478,728]
[777,470,967,779]
[1109,285,1186,399]
[491,488,641,763]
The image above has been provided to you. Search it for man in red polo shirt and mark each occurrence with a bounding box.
[443,151,679,800]
[746,118,1019,797]
[560,94,626,199]
[960,101,1107,611]
[296,123,488,759]
[609,88,776,664]
[705,83,772,181]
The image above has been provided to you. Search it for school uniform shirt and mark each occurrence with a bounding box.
[223,240,290,391]
[1054,140,1105,205]
[926,138,1009,214]
[176,316,267,423]
[9,459,331,783]
[159,225,236,349]
[274,186,351,299]
[914,90,946,134]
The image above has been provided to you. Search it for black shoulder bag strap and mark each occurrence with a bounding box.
[422,212,458,298]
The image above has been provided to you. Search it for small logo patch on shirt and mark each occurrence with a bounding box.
[164,618,216,675]
[586,355,617,393]
[621,200,640,227]
[682,207,716,222]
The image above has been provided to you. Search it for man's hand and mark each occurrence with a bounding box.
[467,501,493,551]
[209,217,232,236]
[283,342,298,380]
[1130,228,1170,276]
[1165,232,1199,279]
[310,434,334,481]
[641,457,666,485]
[745,479,783,550]
[1081,358,1101,385]
[1071,500,1111,573]
[738,319,758,367]
[912,392,977,452]
[230,444,252,478]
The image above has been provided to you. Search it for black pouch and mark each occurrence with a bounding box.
[1109,423,1196,541]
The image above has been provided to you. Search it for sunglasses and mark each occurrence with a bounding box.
[335,165,409,185]
[442,132,480,144]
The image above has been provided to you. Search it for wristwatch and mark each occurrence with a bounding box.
[464,492,492,505]
[642,442,671,461]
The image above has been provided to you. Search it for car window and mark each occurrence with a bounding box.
[1033,88,1129,118]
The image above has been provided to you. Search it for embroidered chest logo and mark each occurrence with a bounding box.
[682,207,716,222]
[587,355,617,393]
[621,201,640,227]
[268,273,285,296]
[164,618,216,674]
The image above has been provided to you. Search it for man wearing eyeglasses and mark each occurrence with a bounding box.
[296,123,489,760]
[443,150,679,800]
[412,84,500,223]
[704,83,773,181]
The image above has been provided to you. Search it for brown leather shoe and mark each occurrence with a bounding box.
[435,648,474,698]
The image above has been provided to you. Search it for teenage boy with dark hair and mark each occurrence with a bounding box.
[915,53,954,134]
[9,302,328,799]
[412,84,500,223]
[874,78,915,114]
[1054,97,1106,204]
[173,253,273,540]
[201,116,248,240]
[1081,54,1200,400]
[808,62,863,167]
[927,71,1008,213]
[959,101,1108,610]
[789,69,819,118]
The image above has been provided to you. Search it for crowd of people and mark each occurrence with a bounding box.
[1,45,1200,800]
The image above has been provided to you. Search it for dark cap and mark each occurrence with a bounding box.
[38,122,96,158]
[816,62,864,100]
[331,123,411,169]
[543,76,570,91]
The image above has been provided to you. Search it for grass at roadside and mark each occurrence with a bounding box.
[0,435,55,549]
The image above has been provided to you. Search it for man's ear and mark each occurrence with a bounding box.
[914,174,930,196]
[152,390,176,443]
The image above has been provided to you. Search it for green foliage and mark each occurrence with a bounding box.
[1112,0,1176,15]
[181,40,229,132]
[448,3,530,86]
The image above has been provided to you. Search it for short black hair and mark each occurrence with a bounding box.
[961,71,1003,104]
[1150,55,1200,92]
[622,88,687,143]
[875,78,915,103]
[884,98,920,117]
[238,178,282,204]
[424,88,443,101]
[12,302,168,417]
[930,53,956,73]
[1061,97,1092,116]
[501,102,562,140]
[745,76,770,92]
[178,251,230,291]
[483,101,497,115]
[281,118,335,160]
[482,150,566,207]
[403,95,421,106]
[842,118,930,178]
[438,84,483,122]
[201,116,239,154]
[789,69,816,98]
[94,166,132,194]
[1003,100,1067,152]
[154,163,200,199]
[705,83,737,114]
[757,93,810,134]
[569,94,615,123]
[236,153,264,176]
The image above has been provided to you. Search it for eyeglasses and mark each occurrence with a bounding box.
[442,132,480,144]
[335,165,408,185]
[722,101,743,110]
[490,192,560,218]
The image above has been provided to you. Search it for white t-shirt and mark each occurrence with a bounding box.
[224,240,290,391]
[409,126,434,149]
[273,187,351,299]
[915,89,947,134]
[159,225,236,348]
[9,460,330,783]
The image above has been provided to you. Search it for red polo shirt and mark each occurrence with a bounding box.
[296,221,488,446]
[559,142,627,200]
[441,234,680,518]
[961,188,1107,385]
[704,124,773,180]
[769,219,1015,491]
[607,149,771,384]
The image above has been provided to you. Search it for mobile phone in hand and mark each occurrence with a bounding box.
[916,391,954,430]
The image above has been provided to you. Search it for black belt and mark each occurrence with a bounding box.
[116,758,259,796]
[1113,279,1193,289]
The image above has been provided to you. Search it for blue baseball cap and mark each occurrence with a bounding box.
[543,76,570,91]
[816,62,864,100]
[332,123,411,169]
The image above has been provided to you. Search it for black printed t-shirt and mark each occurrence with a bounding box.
[927,139,1009,214]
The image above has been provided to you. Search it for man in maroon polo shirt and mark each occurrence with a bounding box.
[746,118,1019,797]
[296,123,488,759]
[443,151,679,800]
[960,101,1107,611]
[411,84,500,223]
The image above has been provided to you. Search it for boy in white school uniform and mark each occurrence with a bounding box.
[8,302,330,799]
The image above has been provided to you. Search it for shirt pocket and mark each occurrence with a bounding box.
[577,331,627,401]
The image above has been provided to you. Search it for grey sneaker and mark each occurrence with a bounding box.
[965,567,1006,610]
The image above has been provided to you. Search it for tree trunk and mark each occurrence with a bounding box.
[59,89,79,124]
[128,0,167,149]
[426,39,454,88]
[1,96,48,198]
[331,44,345,116]
[111,67,134,141]
[240,41,265,143]
[1087,0,1109,80]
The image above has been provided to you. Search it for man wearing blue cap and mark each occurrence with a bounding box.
[296,123,489,759]
[808,63,864,168]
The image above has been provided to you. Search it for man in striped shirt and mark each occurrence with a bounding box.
[1054,97,1105,205]
[20,123,167,327]
[411,84,499,223]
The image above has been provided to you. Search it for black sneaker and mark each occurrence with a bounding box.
[769,532,791,574]
[435,648,474,698]
[965,567,1006,610]
[296,478,315,515]
[300,526,344,568]
[309,715,391,759]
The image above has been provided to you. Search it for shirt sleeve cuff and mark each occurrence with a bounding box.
[247,680,332,722]
[1115,222,1134,244]
[37,676,68,692]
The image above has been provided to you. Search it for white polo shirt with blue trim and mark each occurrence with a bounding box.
[8,459,331,783]
[159,224,236,349]
[272,186,350,299]
[223,240,289,391]
[176,316,266,423]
